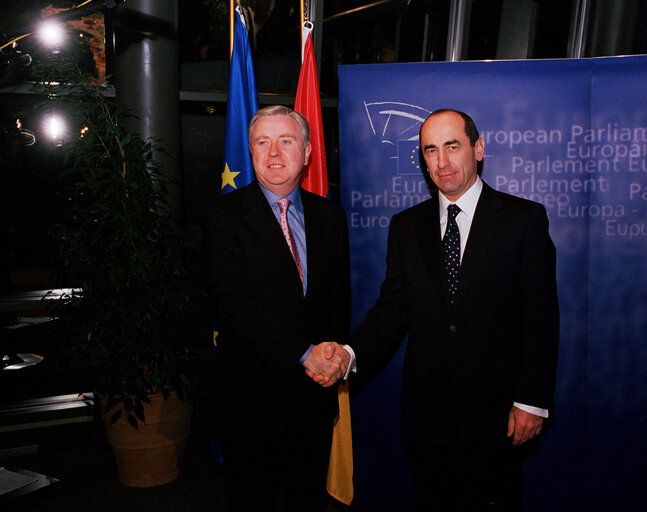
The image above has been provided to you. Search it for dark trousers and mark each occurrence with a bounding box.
[407,441,523,512]
[222,428,332,512]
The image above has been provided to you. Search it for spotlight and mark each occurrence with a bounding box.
[42,114,67,145]
[39,22,65,48]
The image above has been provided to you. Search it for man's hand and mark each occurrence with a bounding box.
[303,342,350,387]
[507,405,544,446]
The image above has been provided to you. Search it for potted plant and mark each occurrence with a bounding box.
[28,58,209,487]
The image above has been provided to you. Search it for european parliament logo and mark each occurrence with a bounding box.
[363,101,430,176]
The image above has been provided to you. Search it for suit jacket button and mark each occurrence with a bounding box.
[449,325,456,332]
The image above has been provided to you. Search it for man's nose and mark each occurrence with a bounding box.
[437,149,448,168]
[269,141,281,156]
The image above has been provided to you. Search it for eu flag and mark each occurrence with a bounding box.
[221,7,259,194]
[212,7,259,466]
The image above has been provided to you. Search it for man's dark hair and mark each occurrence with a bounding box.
[420,108,483,178]
[429,108,480,146]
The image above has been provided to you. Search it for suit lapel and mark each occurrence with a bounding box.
[455,183,502,304]
[242,182,304,293]
[415,194,447,300]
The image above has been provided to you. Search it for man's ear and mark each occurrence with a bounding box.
[474,137,485,161]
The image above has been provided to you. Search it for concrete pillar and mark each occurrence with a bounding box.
[114,0,179,210]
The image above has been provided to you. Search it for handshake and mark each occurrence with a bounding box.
[303,342,351,387]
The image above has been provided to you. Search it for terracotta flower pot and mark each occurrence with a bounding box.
[99,391,192,487]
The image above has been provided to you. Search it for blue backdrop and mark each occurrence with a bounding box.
[338,56,647,511]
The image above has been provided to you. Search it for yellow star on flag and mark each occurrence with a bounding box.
[221,163,241,190]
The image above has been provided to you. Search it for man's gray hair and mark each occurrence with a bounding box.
[248,105,310,147]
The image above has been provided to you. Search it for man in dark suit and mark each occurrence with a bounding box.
[207,105,351,512]
[314,109,559,510]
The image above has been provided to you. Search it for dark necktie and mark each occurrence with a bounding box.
[443,204,461,303]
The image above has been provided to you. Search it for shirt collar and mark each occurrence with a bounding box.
[259,183,304,213]
[438,176,483,219]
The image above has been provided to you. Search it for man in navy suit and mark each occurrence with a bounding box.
[313,109,559,510]
[207,106,351,512]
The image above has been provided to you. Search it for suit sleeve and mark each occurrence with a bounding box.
[351,213,410,377]
[516,203,560,410]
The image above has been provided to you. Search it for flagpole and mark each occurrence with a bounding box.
[229,0,235,59]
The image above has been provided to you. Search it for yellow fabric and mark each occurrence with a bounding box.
[326,381,354,505]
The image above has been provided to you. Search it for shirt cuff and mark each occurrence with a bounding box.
[299,344,314,365]
[342,345,357,380]
[513,402,549,418]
